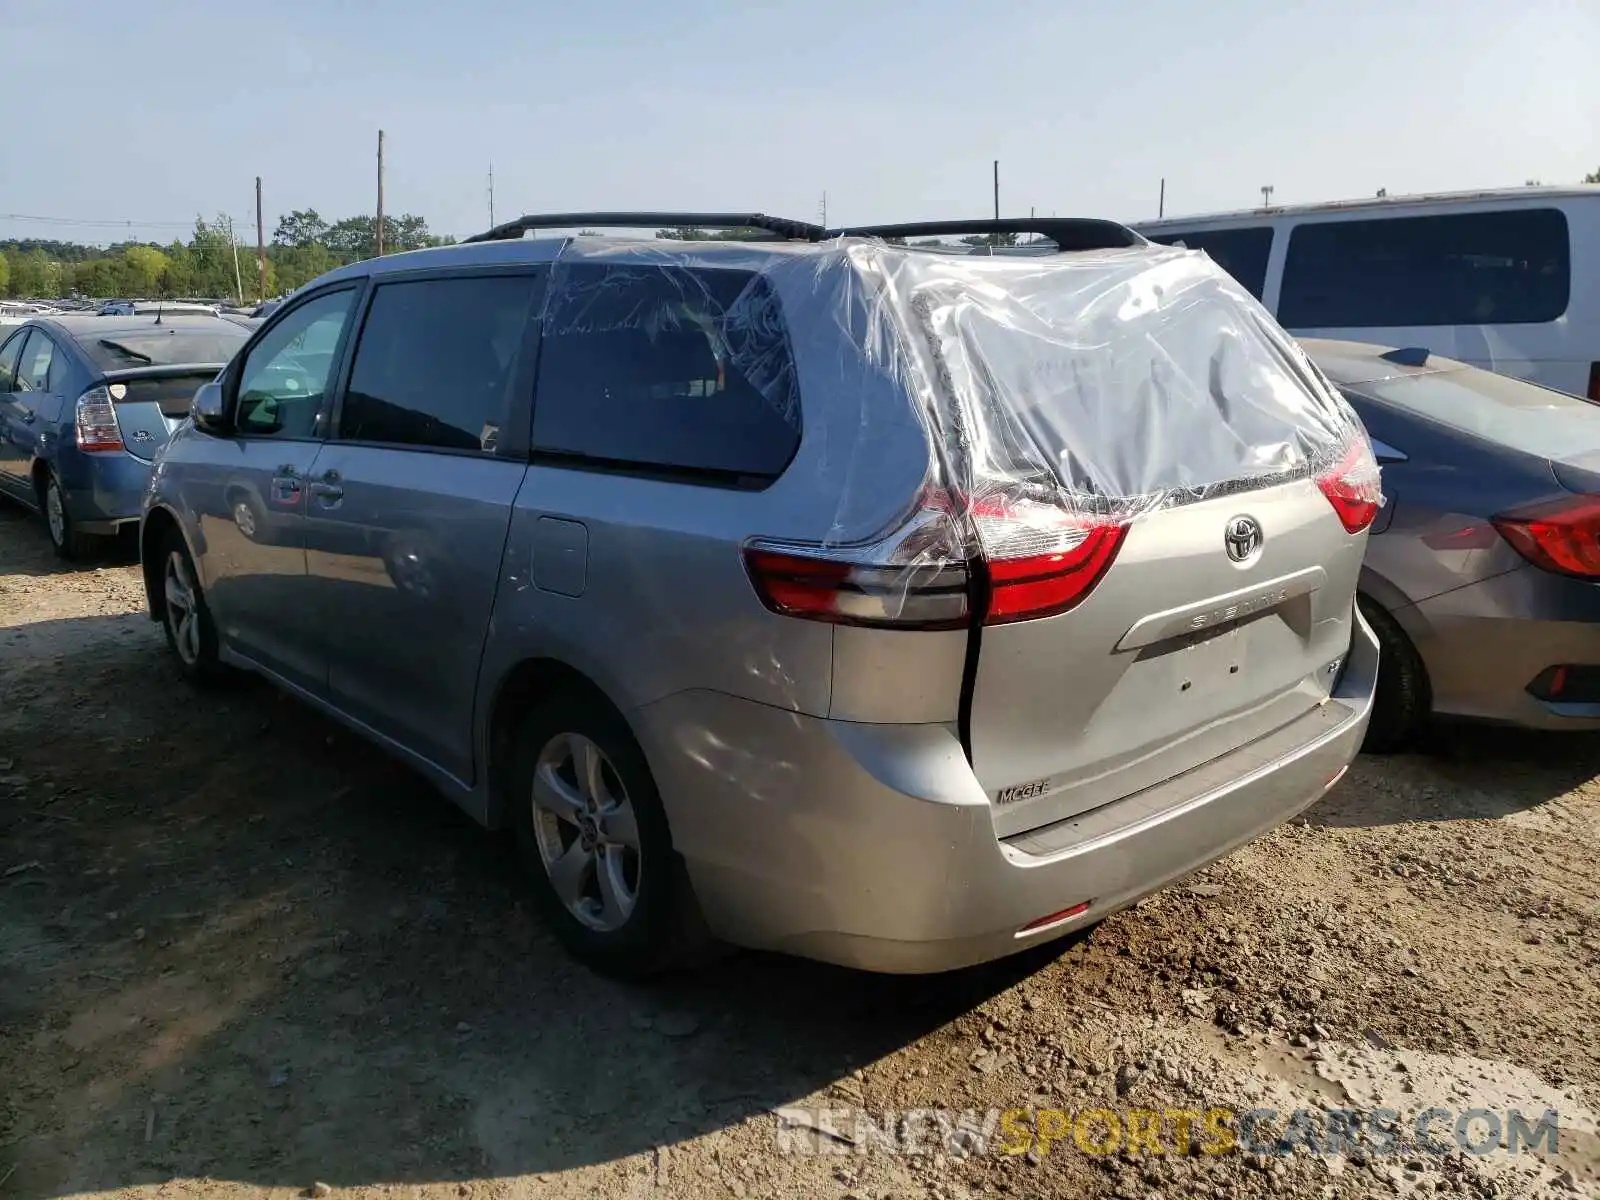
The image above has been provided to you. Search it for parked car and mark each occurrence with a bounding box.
[1134,186,1600,399]
[1306,338,1600,750]
[0,314,249,557]
[140,212,1379,977]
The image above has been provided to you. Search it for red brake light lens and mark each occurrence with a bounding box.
[984,524,1127,623]
[968,494,1126,625]
[1492,495,1600,578]
[76,386,125,453]
[1316,439,1382,534]
[742,548,970,629]
[744,492,1128,629]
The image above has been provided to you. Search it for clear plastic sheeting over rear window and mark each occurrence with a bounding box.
[851,244,1363,518]
[540,236,1377,594]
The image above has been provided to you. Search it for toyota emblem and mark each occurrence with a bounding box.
[1224,515,1262,563]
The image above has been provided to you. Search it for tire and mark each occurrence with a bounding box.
[1358,594,1430,754]
[40,470,96,561]
[157,527,224,684]
[509,690,714,978]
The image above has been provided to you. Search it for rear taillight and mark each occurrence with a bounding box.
[743,490,1127,628]
[970,496,1126,624]
[1316,439,1382,533]
[1492,495,1600,578]
[741,549,969,629]
[75,386,124,453]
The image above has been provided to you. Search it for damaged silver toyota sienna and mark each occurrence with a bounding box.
[141,213,1380,976]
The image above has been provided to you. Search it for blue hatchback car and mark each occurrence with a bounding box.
[0,314,249,558]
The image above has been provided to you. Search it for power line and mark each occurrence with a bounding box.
[0,212,249,230]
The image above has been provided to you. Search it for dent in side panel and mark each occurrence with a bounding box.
[828,625,967,723]
[491,466,835,717]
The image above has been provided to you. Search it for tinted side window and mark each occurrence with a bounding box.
[0,330,27,392]
[340,274,542,453]
[532,263,801,482]
[1279,209,1571,328]
[1146,227,1274,299]
[16,331,57,392]
[235,288,358,439]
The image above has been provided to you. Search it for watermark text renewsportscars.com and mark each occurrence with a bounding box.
[773,1105,1563,1160]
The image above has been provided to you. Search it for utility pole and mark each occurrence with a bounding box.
[488,163,495,228]
[376,129,386,257]
[225,217,244,305]
[993,160,1000,219]
[1260,184,1274,209]
[1159,178,1166,219]
[255,176,267,301]
[818,191,827,228]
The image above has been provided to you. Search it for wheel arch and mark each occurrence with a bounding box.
[482,656,636,830]
[139,505,198,623]
[1357,563,1435,646]
[30,455,53,503]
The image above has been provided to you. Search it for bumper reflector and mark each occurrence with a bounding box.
[1017,900,1092,937]
[1527,664,1600,702]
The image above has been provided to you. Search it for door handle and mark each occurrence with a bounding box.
[271,465,302,501]
[309,470,343,504]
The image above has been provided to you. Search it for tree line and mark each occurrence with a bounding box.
[0,209,451,302]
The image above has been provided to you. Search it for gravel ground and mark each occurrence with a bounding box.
[2,501,1598,1200]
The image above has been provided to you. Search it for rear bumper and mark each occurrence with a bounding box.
[1402,568,1600,730]
[55,448,152,527]
[633,609,1377,974]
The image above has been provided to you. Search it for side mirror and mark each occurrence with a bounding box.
[1371,438,1408,465]
[191,381,231,435]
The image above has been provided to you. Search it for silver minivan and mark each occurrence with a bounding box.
[140,213,1380,976]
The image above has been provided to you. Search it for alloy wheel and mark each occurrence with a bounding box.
[529,732,641,932]
[45,480,66,547]
[163,550,202,666]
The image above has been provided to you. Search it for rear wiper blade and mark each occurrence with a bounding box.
[98,338,155,365]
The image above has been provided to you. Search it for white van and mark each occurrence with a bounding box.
[1132,186,1600,399]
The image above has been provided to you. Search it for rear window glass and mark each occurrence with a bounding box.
[531,263,801,483]
[114,372,219,418]
[84,328,249,371]
[1279,209,1570,329]
[1144,226,1273,299]
[1353,367,1600,459]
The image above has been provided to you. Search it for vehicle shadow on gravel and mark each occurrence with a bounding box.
[1,613,1049,1198]
[0,504,139,575]
[1309,723,1600,829]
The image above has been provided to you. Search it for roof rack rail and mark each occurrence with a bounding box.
[826,217,1147,251]
[461,212,826,245]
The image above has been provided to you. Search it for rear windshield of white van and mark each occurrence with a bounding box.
[1279,208,1570,329]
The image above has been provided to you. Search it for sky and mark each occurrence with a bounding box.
[3,0,1597,247]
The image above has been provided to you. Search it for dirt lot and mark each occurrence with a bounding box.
[3,502,1599,1200]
